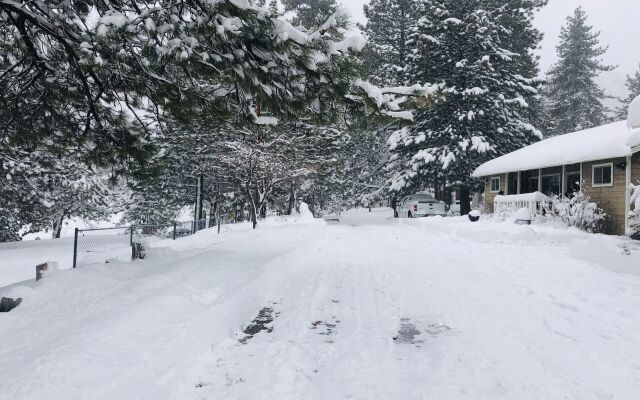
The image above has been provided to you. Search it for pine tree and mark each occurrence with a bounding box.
[546,7,614,135]
[616,64,640,120]
[268,0,279,15]
[360,0,421,86]
[389,0,544,214]
[489,0,547,132]
[0,0,370,174]
[281,0,338,28]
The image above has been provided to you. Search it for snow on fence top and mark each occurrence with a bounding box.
[473,121,633,177]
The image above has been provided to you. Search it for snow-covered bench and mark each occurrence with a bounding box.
[494,192,552,217]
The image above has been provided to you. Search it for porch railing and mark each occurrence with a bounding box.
[494,191,552,216]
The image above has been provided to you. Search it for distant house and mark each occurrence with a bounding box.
[473,121,640,235]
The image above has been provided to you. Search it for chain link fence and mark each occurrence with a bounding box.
[73,218,218,268]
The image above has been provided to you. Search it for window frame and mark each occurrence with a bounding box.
[490,176,501,193]
[591,162,614,188]
[541,173,561,196]
[565,171,581,194]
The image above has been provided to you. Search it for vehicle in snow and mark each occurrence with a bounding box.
[396,193,447,218]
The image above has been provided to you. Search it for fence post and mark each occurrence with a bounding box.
[173,222,177,240]
[129,226,134,246]
[72,228,79,269]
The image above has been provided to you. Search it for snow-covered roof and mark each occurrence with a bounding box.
[473,121,635,177]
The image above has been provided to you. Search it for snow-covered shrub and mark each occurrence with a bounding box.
[629,182,640,239]
[543,192,606,233]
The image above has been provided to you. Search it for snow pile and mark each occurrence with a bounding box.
[627,95,640,129]
[570,235,640,276]
[331,33,367,53]
[298,202,314,221]
[514,207,531,222]
[473,121,632,177]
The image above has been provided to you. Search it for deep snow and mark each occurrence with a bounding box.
[1,209,640,400]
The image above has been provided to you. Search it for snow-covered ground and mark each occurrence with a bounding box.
[1,209,640,400]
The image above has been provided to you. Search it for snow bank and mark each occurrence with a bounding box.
[473,121,632,177]
[298,202,314,221]
[0,221,327,400]
[570,236,640,276]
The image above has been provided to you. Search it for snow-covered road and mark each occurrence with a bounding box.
[2,210,640,399]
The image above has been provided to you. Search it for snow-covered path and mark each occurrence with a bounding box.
[173,219,640,400]
[2,211,640,399]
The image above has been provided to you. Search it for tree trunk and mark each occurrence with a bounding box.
[460,186,472,215]
[391,196,399,218]
[250,206,257,229]
[52,211,65,239]
[194,175,203,231]
[209,201,216,227]
[260,202,267,219]
[286,183,296,215]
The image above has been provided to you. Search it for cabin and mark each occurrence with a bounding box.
[473,120,640,235]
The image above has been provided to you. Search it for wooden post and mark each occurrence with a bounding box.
[561,165,567,197]
[517,171,521,194]
[538,169,542,192]
[36,263,48,281]
[36,261,58,281]
[72,228,79,269]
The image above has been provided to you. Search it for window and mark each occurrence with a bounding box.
[592,163,613,187]
[507,172,518,195]
[490,176,501,193]
[519,170,539,194]
[541,174,561,196]
[566,171,581,194]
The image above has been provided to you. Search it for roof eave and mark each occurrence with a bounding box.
[472,151,634,178]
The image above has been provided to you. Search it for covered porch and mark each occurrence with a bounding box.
[502,163,582,198]
[486,163,584,217]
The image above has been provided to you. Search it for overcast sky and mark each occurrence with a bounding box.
[339,0,640,98]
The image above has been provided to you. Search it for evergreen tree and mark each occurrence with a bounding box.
[268,0,280,15]
[0,0,371,175]
[389,0,544,214]
[546,7,614,135]
[281,0,338,28]
[616,64,640,120]
[360,0,421,86]
[489,0,547,132]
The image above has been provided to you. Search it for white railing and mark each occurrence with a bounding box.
[494,192,552,216]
